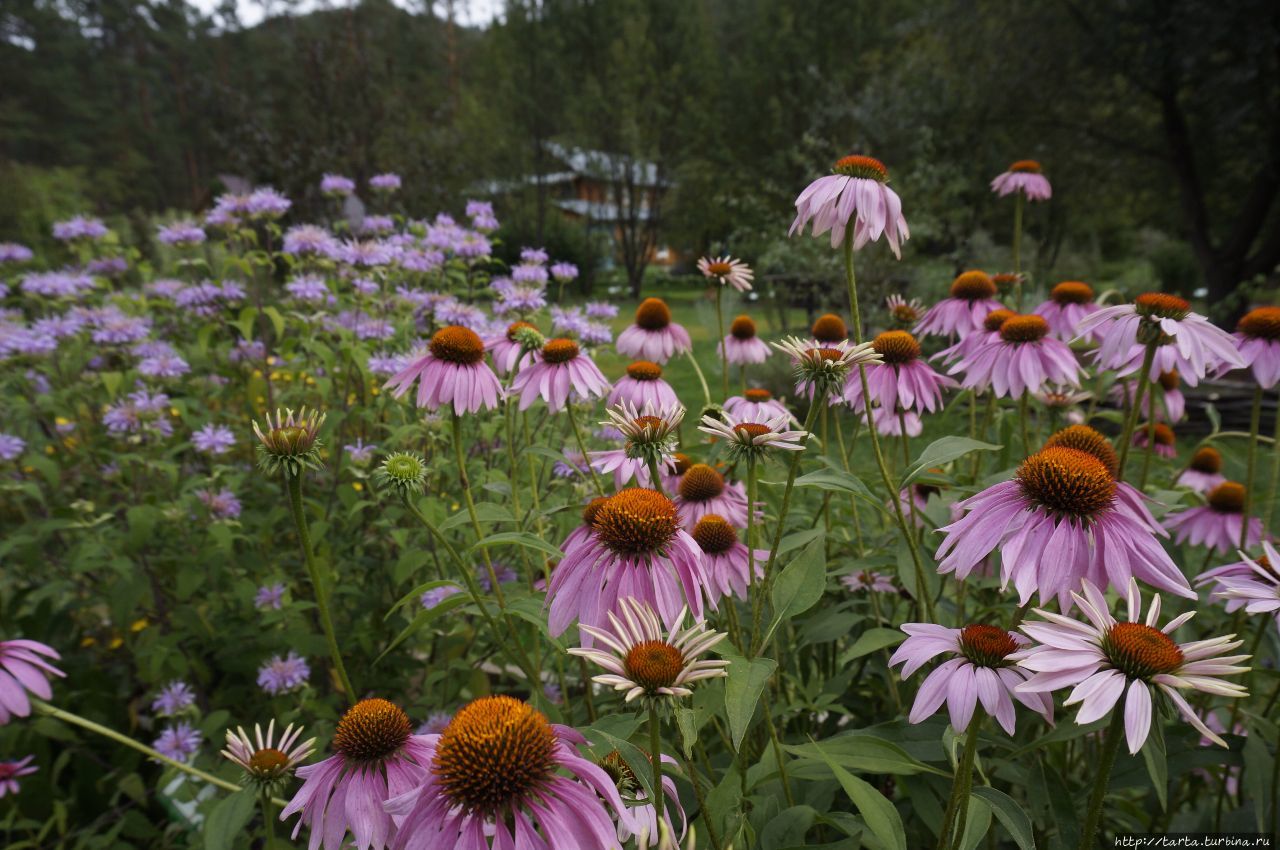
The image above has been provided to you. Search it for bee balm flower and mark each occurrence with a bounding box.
[1016,579,1249,753]
[789,154,909,257]
[386,696,630,850]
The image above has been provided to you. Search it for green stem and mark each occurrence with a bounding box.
[565,403,607,498]
[761,691,796,807]
[1268,388,1280,536]
[716,286,729,400]
[1077,710,1126,850]
[1012,191,1024,311]
[452,412,510,607]
[1018,393,1032,457]
[32,700,285,805]
[936,717,982,850]
[1141,385,1157,490]
[285,473,356,701]
[1116,344,1157,480]
[261,789,277,849]
[751,396,823,655]
[1243,386,1263,548]
[647,455,667,496]
[682,752,725,850]
[686,351,712,409]
[648,702,666,826]
[842,221,935,621]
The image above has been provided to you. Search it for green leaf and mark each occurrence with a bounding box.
[1141,720,1168,811]
[375,593,471,662]
[100,370,124,399]
[233,306,259,341]
[723,654,777,751]
[902,437,1001,486]
[262,305,286,339]
[126,505,160,550]
[583,726,657,806]
[761,538,826,646]
[470,531,562,560]
[791,467,878,506]
[971,787,1036,850]
[838,628,906,664]
[1243,726,1270,832]
[806,738,907,850]
[439,502,514,530]
[203,788,257,850]
[785,732,944,776]
[384,579,462,620]
[956,796,992,850]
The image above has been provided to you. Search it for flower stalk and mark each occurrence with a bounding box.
[936,717,982,850]
[1116,343,1158,479]
[1077,710,1126,850]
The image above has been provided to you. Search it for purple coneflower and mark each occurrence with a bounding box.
[223,720,315,786]
[0,757,36,797]
[890,623,1052,733]
[1015,578,1248,753]
[0,639,64,723]
[937,446,1193,607]
[1177,446,1227,493]
[698,413,807,463]
[1077,292,1244,386]
[720,315,771,364]
[723,388,791,423]
[385,326,503,415]
[1163,482,1262,554]
[915,271,1006,339]
[616,298,692,364]
[990,160,1052,201]
[607,360,680,410]
[1201,541,1280,625]
[511,338,610,412]
[589,402,682,489]
[841,570,896,594]
[955,314,1081,398]
[547,487,714,636]
[689,514,766,600]
[154,723,203,762]
[674,464,749,530]
[698,255,754,292]
[282,698,432,850]
[772,336,881,401]
[844,329,956,419]
[789,154,908,256]
[570,596,728,702]
[151,680,196,716]
[1234,306,1280,388]
[1131,422,1176,458]
[1034,281,1099,340]
[886,293,925,329]
[385,695,629,850]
